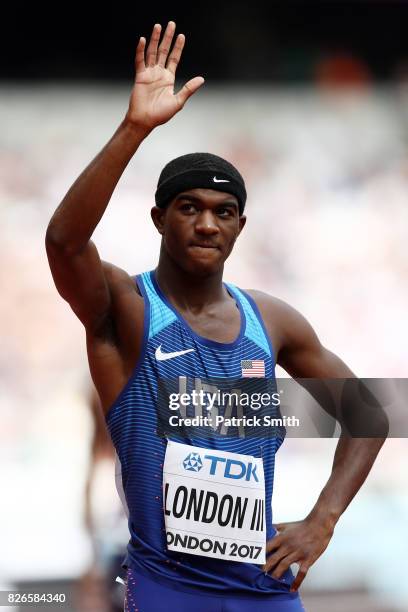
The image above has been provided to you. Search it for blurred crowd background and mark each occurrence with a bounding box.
[1,2,407,611]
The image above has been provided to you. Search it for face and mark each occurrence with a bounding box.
[151,188,246,276]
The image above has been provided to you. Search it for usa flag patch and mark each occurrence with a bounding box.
[241,359,265,378]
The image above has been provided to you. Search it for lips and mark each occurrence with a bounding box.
[190,243,219,249]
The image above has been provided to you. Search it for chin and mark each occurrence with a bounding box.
[182,254,224,277]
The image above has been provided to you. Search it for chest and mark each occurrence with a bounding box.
[178,300,242,344]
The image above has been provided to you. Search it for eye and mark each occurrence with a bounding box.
[217,206,233,217]
[179,202,197,213]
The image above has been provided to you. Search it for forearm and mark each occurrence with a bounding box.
[46,118,151,252]
[307,435,386,531]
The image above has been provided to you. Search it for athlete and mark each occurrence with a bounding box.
[45,22,386,612]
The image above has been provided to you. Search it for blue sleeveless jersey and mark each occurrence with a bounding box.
[105,270,295,598]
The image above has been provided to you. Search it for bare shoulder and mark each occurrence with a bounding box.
[89,262,144,344]
[102,261,142,295]
[245,289,319,356]
[245,289,303,327]
[245,289,355,377]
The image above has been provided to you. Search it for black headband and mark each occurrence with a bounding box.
[155,153,247,215]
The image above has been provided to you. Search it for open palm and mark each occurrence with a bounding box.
[127,22,204,129]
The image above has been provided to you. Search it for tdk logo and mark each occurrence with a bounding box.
[204,454,259,482]
[183,452,203,472]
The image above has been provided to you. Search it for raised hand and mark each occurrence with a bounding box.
[126,22,205,130]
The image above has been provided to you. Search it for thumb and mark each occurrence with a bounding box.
[273,523,286,532]
[176,76,205,108]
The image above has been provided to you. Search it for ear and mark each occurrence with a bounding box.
[151,206,166,235]
[238,215,247,235]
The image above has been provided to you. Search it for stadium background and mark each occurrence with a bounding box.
[1,2,407,610]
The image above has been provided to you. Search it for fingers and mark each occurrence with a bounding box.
[263,550,309,591]
[157,21,176,67]
[290,563,309,592]
[135,37,146,73]
[166,33,185,74]
[146,23,162,67]
[262,547,288,573]
[141,21,188,75]
[265,533,282,553]
[175,76,205,108]
[268,553,298,580]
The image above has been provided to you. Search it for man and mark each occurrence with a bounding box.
[45,21,386,612]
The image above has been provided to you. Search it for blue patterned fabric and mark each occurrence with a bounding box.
[106,270,294,599]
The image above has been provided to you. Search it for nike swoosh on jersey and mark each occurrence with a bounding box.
[155,345,195,361]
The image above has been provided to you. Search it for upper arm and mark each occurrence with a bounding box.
[247,290,355,378]
[45,234,123,332]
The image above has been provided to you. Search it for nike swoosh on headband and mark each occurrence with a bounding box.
[213,176,230,183]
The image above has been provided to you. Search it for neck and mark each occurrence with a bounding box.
[155,251,226,311]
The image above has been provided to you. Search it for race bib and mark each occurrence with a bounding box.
[163,440,266,564]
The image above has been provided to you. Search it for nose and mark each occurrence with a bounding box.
[194,210,220,235]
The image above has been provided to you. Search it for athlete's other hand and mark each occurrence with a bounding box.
[262,518,334,592]
[125,21,205,131]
